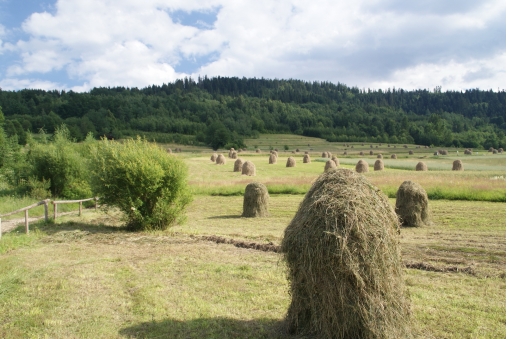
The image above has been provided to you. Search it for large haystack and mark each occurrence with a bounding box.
[234,158,244,172]
[281,169,411,339]
[241,161,256,176]
[331,156,339,167]
[395,180,430,227]
[269,154,277,164]
[374,159,384,171]
[231,151,238,159]
[216,154,226,165]
[415,162,427,171]
[210,153,218,162]
[286,157,296,167]
[242,182,269,217]
[452,160,463,171]
[391,154,397,159]
[324,159,337,171]
[303,154,311,163]
[355,160,369,173]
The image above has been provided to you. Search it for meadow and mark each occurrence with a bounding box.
[0,135,505,338]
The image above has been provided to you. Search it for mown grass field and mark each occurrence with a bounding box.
[0,134,505,338]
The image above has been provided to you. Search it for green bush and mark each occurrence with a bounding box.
[91,137,192,231]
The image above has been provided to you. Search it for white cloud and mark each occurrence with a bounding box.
[0,0,505,91]
[0,77,62,91]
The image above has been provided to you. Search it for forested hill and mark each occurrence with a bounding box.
[0,77,505,149]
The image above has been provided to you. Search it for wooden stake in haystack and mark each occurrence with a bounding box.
[281,169,411,339]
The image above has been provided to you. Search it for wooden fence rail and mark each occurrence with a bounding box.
[0,197,99,239]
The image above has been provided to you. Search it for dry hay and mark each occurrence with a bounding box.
[440,150,449,155]
[359,151,364,156]
[233,158,244,172]
[324,159,337,171]
[281,169,411,339]
[331,156,340,167]
[433,151,439,156]
[231,151,238,159]
[499,148,504,153]
[488,147,494,152]
[452,159,463,171]
[355,160,369,173]
[416,146,420,149]
[493,149,498,154]
[292,151,296,154]
[343,151,348,155]
[322,152,328,158]
[424,146,429,149]
[415,162,427,171]
[286,157,296,167]
[376,154,383,159]
[256,148,261,153]
[327,152,332,158]
[409,150,414,155]
[304,151,309,154]
[216,154,226,165]
[374,159,384,171]
[370,144,373,148]
[269,154,278,164]
[375,146,378,148]
[242,161,256,176]
[395,180,430,227]
[271,150,278,158]
[210,153,218,162]
[242,182,269,217]
[464,149,472,155]
[369,150,373,155]
[362,143,365,146]
[303,154,311,163]
[296,148,300,152]
[166,148,172,154]
[387,144,391,147]
[238,149,242,153]
[391,154,397,159]
[351,145,354,148]
[275,148,279,152]
[403,145,408,148]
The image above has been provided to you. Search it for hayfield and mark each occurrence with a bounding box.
[0,135,505,338]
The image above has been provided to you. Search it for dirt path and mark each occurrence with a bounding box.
[1,211,76,235]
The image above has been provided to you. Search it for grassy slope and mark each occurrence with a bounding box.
[0,196,505,339]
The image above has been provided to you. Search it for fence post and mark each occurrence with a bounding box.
[54,202,57,220]
[79,201,82,216]
[25,210,29,234]
[44,199,49,222]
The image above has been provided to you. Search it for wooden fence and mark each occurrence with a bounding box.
[0,197,99,239]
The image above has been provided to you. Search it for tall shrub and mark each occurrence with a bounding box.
[91,137,192,231]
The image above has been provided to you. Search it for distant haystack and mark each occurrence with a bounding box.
[369,150,373,155]
[231,151,238,159]
[377,154,383,159]
[464,149,472,155]
[256,149,261,153]
[324,159,337,171]
[370,144,373,148]
[395,181,430,227]
[242,182,269,217]
[210,153,218,162]
[374,159,384,171]
[343,151,348,155]
[322,152,328,158]
[327,152,332,158]
[303,154,311,163]
[331,156,339,167]
[216,154,226,165]
[360,151,364,156]
[234,158,244,172]
[296,148,300,152]
[409,150,414,155]
[242,161,256,176]
[415,162,427,171]
[433,152,439,156]
[488,147,494,152]
[269,154,277,164]
[166,148,172,154]
[499,148,504,153]
[493,149,498,154]
[391,154,397,159]
[452,160,463,171]
[229,148,235,158]
[286,157,296,167]
[355,160,369,173]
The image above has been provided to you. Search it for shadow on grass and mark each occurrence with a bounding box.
[30,219,128,236]
[207,215,243,220]
[119,317,295,339]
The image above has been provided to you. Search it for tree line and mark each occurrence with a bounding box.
[0,77,505,149]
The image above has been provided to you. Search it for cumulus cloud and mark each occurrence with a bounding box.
[0,0,505,91]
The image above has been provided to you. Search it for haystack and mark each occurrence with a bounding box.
[395,180,430,227]
[343,151,348,155]
[241,161,256,176]
[433,152,439,156]
[231,151,238,159]
[415,162,427,171]
[403,145,408,148]
[275,148,279,152]
[210,153,218,162]
[322,152,328,158]
[488,147,494,152]
[493,149,498,154]
[242,182,269,217]
[303,154,311,163]
[374,159,384,171]
[331,156,339,167]
[327,152,332,158]
[409,150,414,155]
[377,154,383,159]
[216,154,226,165]
[304,151,309,154]
[360,151,364,156]
[324,159,337,171]
[256,149,261,153]
[464,149,472,155]
[441,150,449,155]
[452,160,463,171]
[269,154,277,164]
[292,151,296,154]
[370,144,373,148]
[369,150,373,155]
[234,158,244,172]
[281,169,411,339]
[355,160,368,173]
[286,157,296,167]
[271,150,278,158]
[166,148,172,154]
[391,154,397,159]
[296,148,300,152]
[499,148,504,153]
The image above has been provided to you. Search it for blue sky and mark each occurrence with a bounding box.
[0,0,505,92]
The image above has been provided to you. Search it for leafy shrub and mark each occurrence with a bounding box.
[91,137,192,231]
